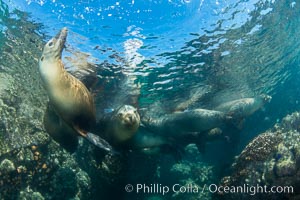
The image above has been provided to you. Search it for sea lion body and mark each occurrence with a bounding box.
[215,95,271,119]
[143,108,229,138]
[39,28,95,135]
[39,28,115,152]
[133,108,231,155]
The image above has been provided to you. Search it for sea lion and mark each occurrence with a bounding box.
[109,105,140,144]
[215,94,271,122]
[98,105,140,146]
[39,27,113,152]
[136,108,231,154]
[142,108,230,137]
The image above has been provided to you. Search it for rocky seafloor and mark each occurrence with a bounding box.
[218,112,300,200]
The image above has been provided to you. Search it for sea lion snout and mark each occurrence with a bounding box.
[55,27,68,40]
[123,113,139,126]
[41,27,68,60]
[124,114,133,124]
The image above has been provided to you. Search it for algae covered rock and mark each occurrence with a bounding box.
[0,159,15,173]
[19,187,45,200]
[167,145,216,200]
[0,14,49,156]
[219,112,300,199]
[51,167,78,199]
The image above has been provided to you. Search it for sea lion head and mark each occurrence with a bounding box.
[40,27,68,62]
[114,105,140,131]
[111,105,140,143]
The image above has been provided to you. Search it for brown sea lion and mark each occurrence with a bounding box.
[39,27,113,152]
[108,105,140,144]
[97,105,140,147]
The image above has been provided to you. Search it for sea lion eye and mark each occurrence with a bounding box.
[40,56,44,61]
[48,41,53,47]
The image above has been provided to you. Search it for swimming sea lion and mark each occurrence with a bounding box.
[214,94,271,129]
[215,94,271,120]
[136,108,231,154]
[98,105,140,146]
[142,108,230,137]
[39,27,113,152]
[109,105,140,144]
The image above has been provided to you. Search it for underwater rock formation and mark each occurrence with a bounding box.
[218,112,300,199]
[165,145,216,200]
[0,12,49,155]
[19,187,44,200]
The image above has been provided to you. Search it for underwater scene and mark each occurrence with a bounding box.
[0,0,300,199]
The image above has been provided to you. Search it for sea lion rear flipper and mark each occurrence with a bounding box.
[85,132,119,154]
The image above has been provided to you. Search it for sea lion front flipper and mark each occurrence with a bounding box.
[85,132,118,154]
[73,126,117,154]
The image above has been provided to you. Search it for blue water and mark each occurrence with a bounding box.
[4,0,298,105]
[1,0,300,199]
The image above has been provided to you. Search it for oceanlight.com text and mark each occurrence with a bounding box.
[124,183,294,196]
[209,184,294,196]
